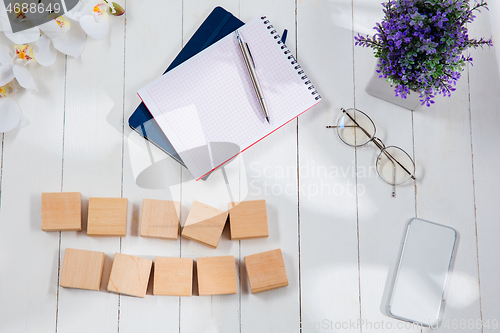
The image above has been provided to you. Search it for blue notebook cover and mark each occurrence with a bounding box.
[128,7,244,166]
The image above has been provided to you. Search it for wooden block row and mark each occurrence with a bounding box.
[180,200,268,248]
[41,192,128,236]
[42,194,181,238]
[42,194,181,239]
[42,194,267,245]
[60,248,287,296]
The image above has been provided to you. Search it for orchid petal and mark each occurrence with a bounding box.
[0,44,13,66]
[16,110,29,129]
[69,0,102,19]
[94,10,109,23]
[79,15,109,40]
[13,65,38,93]
[0,65,14,86]
[51,20,87,58]
[5,27,40,44]
[64,1,87,21]
[0,97,22,133]
[33,35,57,67]
[39,19,62,40]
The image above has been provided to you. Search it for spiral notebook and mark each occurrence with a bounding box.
[138,16,321,180]
[129,7,245,169]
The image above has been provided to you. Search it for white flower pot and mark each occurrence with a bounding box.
[365,68,421,110]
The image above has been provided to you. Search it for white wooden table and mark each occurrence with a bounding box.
[1,0,499,332]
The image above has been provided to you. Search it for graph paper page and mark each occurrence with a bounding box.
[138,17,320,179]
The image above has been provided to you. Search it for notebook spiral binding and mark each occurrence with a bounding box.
[261,16,321,101]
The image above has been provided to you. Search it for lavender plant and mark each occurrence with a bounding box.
[355,0,492,106]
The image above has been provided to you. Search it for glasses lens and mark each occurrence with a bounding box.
[376,146,415,185]
[336,108,375,146]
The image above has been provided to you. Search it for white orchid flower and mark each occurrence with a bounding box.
[66,0,109,40]
[0,82,28,133]
[0,0,124,133]
[0,6,86,61]
[0,42,38,93]
[32,15,87,64]
[66,0,124,40]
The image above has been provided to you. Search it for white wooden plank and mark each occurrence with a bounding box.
[0,47,66,331]
[183,0,240,43]
[56,4,126,332]
[469,3,500,330]
[0,134,3,208]
[297,0,360,332]
[118,0,183,331]
[236,1,301,332]
[352,1,420,332]
[413,37,481,333]
[179,2,242,333]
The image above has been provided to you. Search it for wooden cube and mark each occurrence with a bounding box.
[140,199,180,239]
[107,253,153,298]
[87,197,128,236]
[154,257,193,296]
[244,249,288,294]
[228,200,268,240]
[59,248,105,291]
[41,192,82,231]
[197,256,237,296]
[181,201,228,248]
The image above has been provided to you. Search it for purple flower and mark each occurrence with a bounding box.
[354,0,492,106]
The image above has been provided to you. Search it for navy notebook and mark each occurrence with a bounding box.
[128,7,244,166]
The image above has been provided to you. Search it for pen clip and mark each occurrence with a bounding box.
[245,43,256,68]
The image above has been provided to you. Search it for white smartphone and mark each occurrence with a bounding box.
[388,218,457,327]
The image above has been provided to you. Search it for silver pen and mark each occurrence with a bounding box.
[235,30,270,124]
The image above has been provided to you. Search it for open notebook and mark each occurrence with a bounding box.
[138,16,321,180]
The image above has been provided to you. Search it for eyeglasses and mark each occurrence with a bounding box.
[327,108,415,197]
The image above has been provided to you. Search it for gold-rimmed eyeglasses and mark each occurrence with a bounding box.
[327,108,416,197]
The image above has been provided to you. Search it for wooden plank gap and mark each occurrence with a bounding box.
[411,107,418,217]
[466,54,485,333]
[295,2,303,331]
[117,3,127,333]
[60,55,68,191]
[178,6,185,333]
[120,0,127,202]
[352,0,363,329]
[55,53,69,333]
